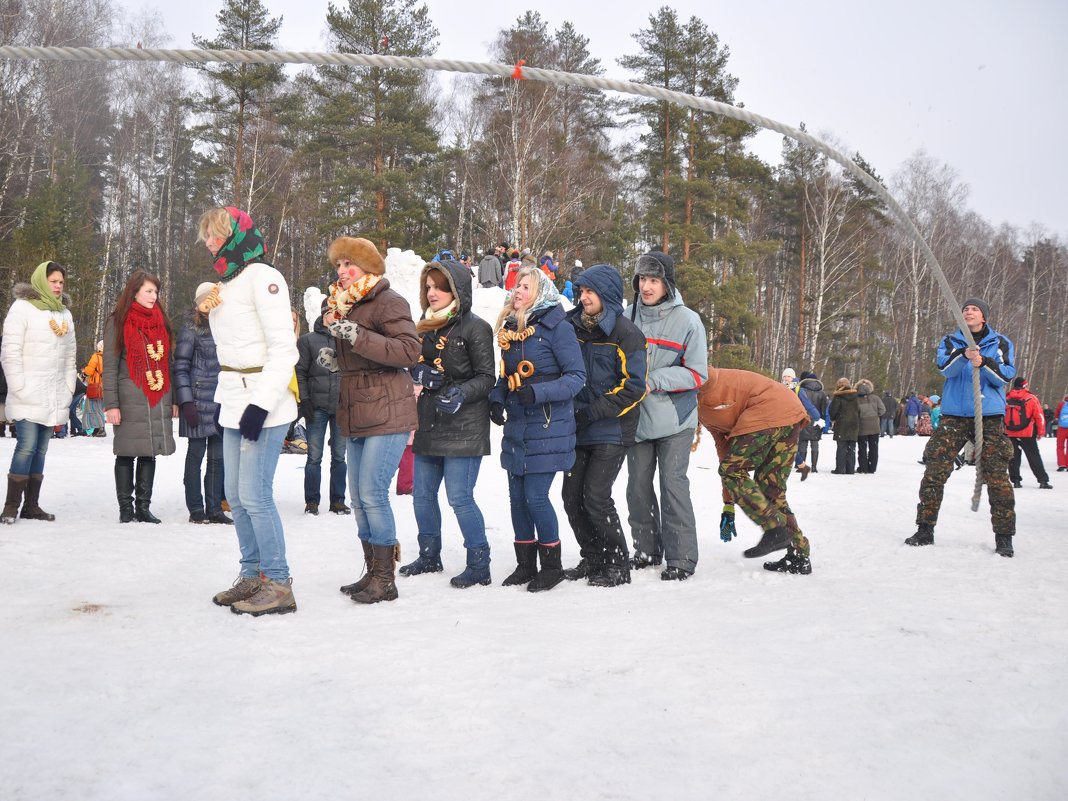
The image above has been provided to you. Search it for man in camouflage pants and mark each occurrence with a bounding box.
[906,298,1017,556]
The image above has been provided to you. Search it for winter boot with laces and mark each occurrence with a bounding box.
[1,474,28,524]
[563,557,593,581]
[743,525,794,558]
[231,577,297,616]
[630,550,662,570]
[340,540,375,597]
[660,565,693,581]
[527,542,565,593]
[502,541,538,587]
[450,545,492,588]
[589,551,631,587]
[399,533,443,576]
[763,546,813,575]
[905,523,935,547]
[351,544,400,604]
[329,501,351,515]
[20,474,55,521]
[995,533,1014,558]
[213,575,262,606]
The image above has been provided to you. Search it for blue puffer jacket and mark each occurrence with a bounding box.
[490,303,586,475]
[173,319,221,439]
[937,324,1015,417]
[567,265,648,447]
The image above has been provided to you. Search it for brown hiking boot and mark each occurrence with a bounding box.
[20,473,55,521]
[212,575,262,606]
[351,544,399,604]
[340,539,376,597]
[1,474,28,524]
[231,577,297,616]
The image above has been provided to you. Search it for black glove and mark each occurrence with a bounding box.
[411,363,445,390]
[435,385,465,415]
[181,402,199,428]
[299,400,315,424]
[575,408,592,430]
[239,404,269,442]
[490,403,506,426]
[515,385,536,406]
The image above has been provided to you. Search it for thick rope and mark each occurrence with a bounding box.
[0,44,987,508]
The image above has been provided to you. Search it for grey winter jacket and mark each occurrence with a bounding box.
[477,254,503,288]
[628,291,708,442]
[296,319,342,415]
[102,316,176,458]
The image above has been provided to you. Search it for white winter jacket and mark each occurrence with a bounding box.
[208,262,298,429]
[1,285,76,426]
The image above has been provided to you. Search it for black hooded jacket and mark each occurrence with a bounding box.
[296,316,342,415]
[412,260,496,457]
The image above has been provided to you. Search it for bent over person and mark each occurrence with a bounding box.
[905,298,1017,556]
[698,368,814,574]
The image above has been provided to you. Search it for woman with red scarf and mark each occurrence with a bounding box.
[103,270,177,523]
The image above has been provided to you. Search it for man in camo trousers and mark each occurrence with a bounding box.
[905,298,1017,556]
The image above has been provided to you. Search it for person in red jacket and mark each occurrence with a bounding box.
[1005,377,1052,489]
[1057,394,1068,471]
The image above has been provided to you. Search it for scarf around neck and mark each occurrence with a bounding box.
[213,207,268,282]
[28,262,66,312]
[327,274,382,319]
[416,299,458,333]
[123,302,170,408]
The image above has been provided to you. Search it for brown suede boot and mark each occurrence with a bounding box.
[340,540,375,597]
[20,473,55,521]
[351,543,400,604]
[212,575,262,606]
[231,577,297,616]
[1,474,28,524]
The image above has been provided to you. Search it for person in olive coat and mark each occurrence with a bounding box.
[402,259,496,588]
[827,377,860,474]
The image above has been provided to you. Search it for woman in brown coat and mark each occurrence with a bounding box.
[697,368,814,574]
[325,237,421,605]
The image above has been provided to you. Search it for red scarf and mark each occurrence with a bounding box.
[123,302,170,408]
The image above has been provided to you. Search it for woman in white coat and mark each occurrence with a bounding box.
[198,207,299,617]
[0,262,76,523]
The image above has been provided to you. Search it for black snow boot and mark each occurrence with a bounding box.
[527,543,565,593]
[904,523,934,547]
[502,541,538,587]
[742,525,794,558]
[399,534,443,576]
[134,458,161,524]
[115,458,135,523]
[563,557,593,581]
[995,533,1014,558]
[763,546,813,575]
[589,551,631,587]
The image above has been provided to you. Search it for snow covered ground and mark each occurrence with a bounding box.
[2,430,1065,800]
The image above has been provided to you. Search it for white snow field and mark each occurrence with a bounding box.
[2,253,1065,799]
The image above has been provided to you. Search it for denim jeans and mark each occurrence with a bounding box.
[347,432,409,546]
[880,418,895,437]
[304,408,347,505]
[10,420,51,475]
[223,424,289,580]
[507,471,559,545]
[68,393,85,435]
[413,454,487,548]
[185,434,224,515]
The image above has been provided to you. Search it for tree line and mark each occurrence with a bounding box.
[1,0,1065,401]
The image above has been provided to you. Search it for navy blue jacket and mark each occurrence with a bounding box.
[567,265,647,447]
[490,303,586,475]
[173,319,221,439]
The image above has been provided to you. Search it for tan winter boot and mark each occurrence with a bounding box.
[339,539,376,597]
[212,575,262,606]
[231,577,297,616]
[351,544,400,604]
[20,474,55,521]
[1,474,28,524]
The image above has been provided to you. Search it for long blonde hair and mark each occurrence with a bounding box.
[495,266,547,332]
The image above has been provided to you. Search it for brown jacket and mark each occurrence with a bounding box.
[698,367,809,448]
[334,278,421,438]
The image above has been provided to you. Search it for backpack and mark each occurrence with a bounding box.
[1004,397,1032,433]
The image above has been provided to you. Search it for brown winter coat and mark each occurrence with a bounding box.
[828,387,861,440]
[333,278,421,438]
[698,368,810,448]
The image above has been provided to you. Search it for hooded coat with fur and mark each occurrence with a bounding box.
[1,283,77,426]
[855,379,886,437]
[412,260,496,457]
[829,383,861,441]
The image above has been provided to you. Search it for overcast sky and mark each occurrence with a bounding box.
[128,0,1067,238]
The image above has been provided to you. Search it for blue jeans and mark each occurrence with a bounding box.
[881,418,895,437]
[10,420,51,475]
[347,432,408,546]
[68,394,85,435]
[413,454,487,548]
[304,409,347,505]
[223,424,289,580]
[185,434,224,515]
[507,471,559,545]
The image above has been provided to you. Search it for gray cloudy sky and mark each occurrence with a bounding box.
[129,0,1068,237]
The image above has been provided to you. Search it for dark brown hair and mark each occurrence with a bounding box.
[110,269,173,353]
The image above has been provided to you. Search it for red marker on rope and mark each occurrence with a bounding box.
[512,59,526,80]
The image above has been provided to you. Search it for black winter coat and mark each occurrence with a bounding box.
[798,377,829,442]
[412,260,495,457]
[296,319,342,415]
[829,389,861,440]
[173,319,222,440]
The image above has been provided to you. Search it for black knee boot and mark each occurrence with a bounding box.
[135,458,161,524]
[115,458,135,523]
